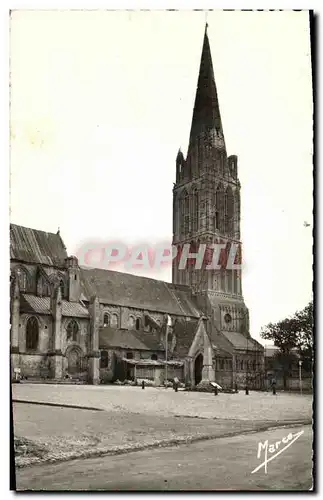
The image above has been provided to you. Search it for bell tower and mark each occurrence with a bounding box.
[172,25,243,301]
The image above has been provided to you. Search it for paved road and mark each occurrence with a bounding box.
[16,424,313,491]
[13,384,313,422]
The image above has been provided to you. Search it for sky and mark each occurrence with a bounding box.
[9,10,313,342]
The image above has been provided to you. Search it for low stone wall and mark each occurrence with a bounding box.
[18,354,48,379]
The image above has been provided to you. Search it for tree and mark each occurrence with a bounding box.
[260,301,313,388]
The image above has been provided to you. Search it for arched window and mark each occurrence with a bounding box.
[16,267,29,292]
[220,270,225,292]
[26,316,39,351]
[66,320,79,342]
[184,190,189,234]
[110,313,118,329]
[224,190,228,232]
[59,279,65,299]
[226,186,234,234]
[100,350,109,369]
[192,188,199,232]
[136,318,141,330]
[215,184,223,232]
[103,313,110,327]
[227,270,232,293]
[233,270,238,295]
[128,315,135,329]
[234,190,240,234]
[151,354,158,361]
[37,276,50,297]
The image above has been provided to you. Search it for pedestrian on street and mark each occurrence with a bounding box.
[272,377,277,395]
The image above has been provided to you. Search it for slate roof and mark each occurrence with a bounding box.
[99,327,164,351]
[80,267,201,317]
[20,294,89,318]
[222,331,263,352]
[264,346,299,358]
[10,224,67,267]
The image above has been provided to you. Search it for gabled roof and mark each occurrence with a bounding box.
[172,317,200,358]
[222,331,263,352]
[99,327,164,351]
[20,294,89,318]
[80,267,201,317]
[10,224,67,267]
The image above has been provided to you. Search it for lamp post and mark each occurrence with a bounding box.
[165,315,172,389]
[299,360,303,395]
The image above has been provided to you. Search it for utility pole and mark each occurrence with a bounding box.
[299,360,303,395]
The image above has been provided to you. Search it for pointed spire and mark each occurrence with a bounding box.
[188,26,225,150]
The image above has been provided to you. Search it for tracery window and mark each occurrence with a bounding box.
[26,316,39,351]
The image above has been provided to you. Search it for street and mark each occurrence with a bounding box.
[16,424,312,491]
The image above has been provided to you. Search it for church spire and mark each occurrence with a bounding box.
[188,25,226,151]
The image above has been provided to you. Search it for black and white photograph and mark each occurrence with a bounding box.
[9,8,314,492]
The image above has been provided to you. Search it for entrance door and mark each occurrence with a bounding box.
[68,348,81,374]
[194,353,203,386]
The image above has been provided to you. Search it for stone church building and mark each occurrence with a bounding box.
[10,27,264,389]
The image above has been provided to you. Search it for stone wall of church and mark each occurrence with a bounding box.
[99,304,166,331]
[10,262,69,296]
[19,354,49,378]
[18,313,52,353]
[61,317,90,355]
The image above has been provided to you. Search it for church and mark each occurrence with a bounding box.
[10,26,264,389]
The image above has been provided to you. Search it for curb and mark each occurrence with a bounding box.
[13,399,103,412]
[15,419,311,469]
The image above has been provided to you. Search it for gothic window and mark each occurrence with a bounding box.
[215,184,223,232]
[37,276,50,297]
[66,320,79,342]
[233,270,238,295]
[184,190,190,234]
[227,270,232,293]
[224,190,228,232]
[151,354,158,360]
[15,267,28,292]
[234,190,240,233]
[226,186,234,234]
[136,318,141,330]
[100,350,109,369]
[26,316,39,351]
[59,279,65,299]
[220,270,225,292]
[192,188,199,232]
[180,190,186,216]
[220,153,225,176]
[103,313,110,327]
[110,313,118,329]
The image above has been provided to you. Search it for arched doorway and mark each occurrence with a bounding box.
[67,347,82,374]
[194,353,203,386]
